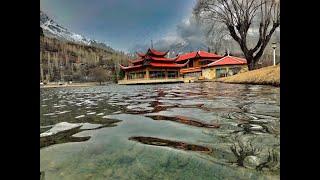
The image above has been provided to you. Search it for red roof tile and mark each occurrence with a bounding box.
[148,56,178,61]
[119,64,143,70]
[149,62,187,68]
[206,56,247,67]
[137,52,146,57]
[128,58,144,64]
[198,51,223,59]
[148,48,168,56]
[176,51,222,62]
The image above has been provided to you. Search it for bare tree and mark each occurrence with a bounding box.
[194,0,280,70]
[90,67,108,85]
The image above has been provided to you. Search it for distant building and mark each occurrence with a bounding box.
[118,49,248,84]
[118,48,188,85]
[202,55,248,79]
[175,51,223,82]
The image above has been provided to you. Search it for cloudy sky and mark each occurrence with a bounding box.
[41,0,196,52]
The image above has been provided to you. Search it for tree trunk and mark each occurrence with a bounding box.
[244,53,256,70]
[248,61,255,71]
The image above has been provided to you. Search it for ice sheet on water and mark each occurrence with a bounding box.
[75,115,85,119]
[43,113,55,116]
[126,103,154,112]
[54,105,67,108]
[40,122,82,137]
[112,111,122,114]
[55,110,71,114]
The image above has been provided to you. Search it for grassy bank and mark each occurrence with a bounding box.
[216,64,280,86]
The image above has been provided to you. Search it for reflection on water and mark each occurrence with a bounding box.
[129,136,212,153]
[146,115,220,128]
[40,82,280,179]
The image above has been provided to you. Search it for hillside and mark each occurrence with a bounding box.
[216,64,280,86]
[40,11,129,83]
[40,34,129,83]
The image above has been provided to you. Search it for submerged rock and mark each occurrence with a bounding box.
[243,156,261,169]
[146,115,220,128]
[129,136,212,153]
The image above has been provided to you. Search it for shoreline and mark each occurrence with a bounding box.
[40,82,101,88]
[213,80,280,87]
[215,65,280,87]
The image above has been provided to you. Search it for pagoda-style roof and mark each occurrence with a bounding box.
[136,48,169,57]
[205,56,247,67]
[120,48,187,71]
[119,64,143,70]
[176,50,223,62]
[128,58,144,64]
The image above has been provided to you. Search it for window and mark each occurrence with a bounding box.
[199,60,210,66]
[127,71,146,80]
[150,71,165,79]
[135,71,146,79]
[127,72,134,80]
[228,67,242,76]
[216,68,227,78]
[167,71,178,78]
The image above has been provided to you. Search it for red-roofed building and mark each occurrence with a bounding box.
[202,55,248,79]
[118,48,188,84]
[176,50,223,80]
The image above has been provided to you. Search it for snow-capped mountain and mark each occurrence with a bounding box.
[130,38,207,56]
[40,11,112,51]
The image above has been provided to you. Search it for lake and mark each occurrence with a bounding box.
[40,82,280,180]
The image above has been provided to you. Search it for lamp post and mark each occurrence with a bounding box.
[272,42,277,66]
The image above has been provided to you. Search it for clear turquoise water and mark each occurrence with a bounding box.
[40,82,280,180]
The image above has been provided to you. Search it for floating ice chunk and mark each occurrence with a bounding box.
[53,105,67,108]
[75,115,85,119]
[41,105,48,107]
[102,115,112,118]
[80,123,102,130]
[112,111,122,114]
[56,111,71,115]
[40,122,82,137]
[250,124,264,131]
[87,112,96,115]
[97,113,104,116]
[43,113,55,116]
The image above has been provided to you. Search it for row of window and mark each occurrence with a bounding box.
[127,71,178,80]
[127,71,146,80]
[216,67,242,78]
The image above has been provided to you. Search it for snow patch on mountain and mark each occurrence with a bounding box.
[40,11,112,51]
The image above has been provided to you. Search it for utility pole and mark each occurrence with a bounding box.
[272,42,277,66]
